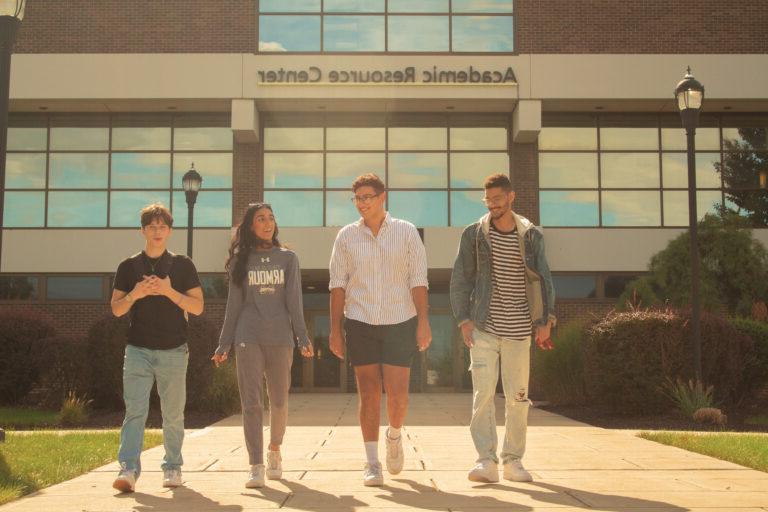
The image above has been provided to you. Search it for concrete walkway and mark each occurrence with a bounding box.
[2,393,767,511]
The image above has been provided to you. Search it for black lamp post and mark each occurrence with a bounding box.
[675,67,705,382]
[182,163,202,258]
[0,0,25,278]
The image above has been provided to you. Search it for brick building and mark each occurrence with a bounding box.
[2,1,767,391]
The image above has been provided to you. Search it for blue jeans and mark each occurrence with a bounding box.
[118,343,188,476]
[469,328,531,464]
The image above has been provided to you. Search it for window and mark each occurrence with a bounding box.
[0,276,39,301]
[46,276,104,301]
[257,0,514,53]
[5,114,233,228]
[263,115,508,227]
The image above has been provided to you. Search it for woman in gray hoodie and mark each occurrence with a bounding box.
[212,202,313,488]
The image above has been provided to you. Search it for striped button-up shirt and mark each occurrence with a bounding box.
[329,213,429,325]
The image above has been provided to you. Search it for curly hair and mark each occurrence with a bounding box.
[225,203,281,287]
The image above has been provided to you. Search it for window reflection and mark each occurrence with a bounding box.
[600,127,658,151]
[324,15,385,51]
[173,153,232,189]
[47,276,104,301]
[604,275,640,299]
[452,0,514,12]
[326,127,385,150]
[259,0,320,12]
[326,190,361,226]
[326,153,385,188]
[538,127,597,150]
[540,191,599,226]
[172,190,232,227]
[3,191,45,227]
[450,127,507,150]
[200,275,229,300]
[265,128,323,150]
[50,127,109,151]
[112,153,170,189]
[8,127,46,151]
[552,276,597,299]
[601,191,660,226]
[49,154,109,189]
[389,127,446,150]
[389,153,447,188]
[112,127,171,151]
[264,153,323,188]
[451,190,487,226]
[0,276,39,301]
[174,127,232,151]
[324,0,383,12]
[452,16,514,52]
[539,153,597,188]
[48,191,108,227]
[111,192,171,227]
[264,191,323,227]
[600,153,659,188]
[388,16,449,52]
[388,0,448,12]
[722,126,768,151]
[663,190,724,226]
[661,127,720,151]
[259,15,321,51]
[662,153,722,189]
[450,153,509,188]
[5,154,46,189]
[388,191,447,226]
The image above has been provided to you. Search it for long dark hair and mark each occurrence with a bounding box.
[225,203,281,287]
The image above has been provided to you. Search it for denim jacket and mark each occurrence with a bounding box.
[450,211,556,330]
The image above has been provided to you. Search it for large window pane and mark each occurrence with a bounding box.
[600,153,659,188]
[452,0,514,12]
[389,153,447,188]
[264,191,323,226]
[264,153,323,188]
[49,154,109,189]
[259,15,321,51]
[450,127,507,150]
[326,127,385,150]
[112,127,171,151]
[451,190,487,226]
[388,16,449,52]
[326,153,385,188]
[602,191,660,226]
[111,191,171,227]
[46,276,103,301]
[452,16,514,52]
[388,191,447,226]
[326,191,360,226]
[552,276,597,299]
[50,127,108,151]
[324,16,385,51]
[605,275,640,299]
[5,154,46,189]
[538,127,597,150]
[388,0,448,12]
[451,153,509,188]
[174,127,232,151]
[661,127,719,151]
[259,0,320,12]
[173,153,232,189]
[662,153,722,189]
[200,275,228,300]
[112,153,171,189]
[3,191,44,227]
[0,276,39,301]
[539,153,598,188]
[540,191,599,226]
[723,126,767,151]
[663,190,724,226]
[324,0,383,12]
[8,128,46,151]
[388,127,446,150]
[265,127,323,150]
[48,191,108,227]
[172,191,232,227]
[600,127,658,151]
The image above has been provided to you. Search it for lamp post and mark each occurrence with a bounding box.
[0,0,25,278]
[675,67,705,382]
[182,163,202,258]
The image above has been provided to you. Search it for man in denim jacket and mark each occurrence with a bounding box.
[450,173,556,483]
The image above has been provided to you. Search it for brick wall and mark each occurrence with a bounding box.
[511,142,538,224]
[232,141,262,224]
[15,1,768,54]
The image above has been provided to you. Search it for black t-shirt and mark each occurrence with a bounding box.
[113,251,201,350]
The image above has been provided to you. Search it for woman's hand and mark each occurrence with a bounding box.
[211,351,228,367]
[300,344,314,358]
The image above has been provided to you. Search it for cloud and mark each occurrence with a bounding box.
[258,41,288,52]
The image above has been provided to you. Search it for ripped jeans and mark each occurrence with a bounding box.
[469,328,531,464]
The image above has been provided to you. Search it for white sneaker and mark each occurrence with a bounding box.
[503,459,533,482]
[162,468,183,488]
[363,462,384,486]
[385,428,404,475]
[112,468,136,493]
[246,464,265,488]
[266,451,282,480]
[468,459,499,483]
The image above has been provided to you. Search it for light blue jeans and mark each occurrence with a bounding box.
[118,343,188,476]
[469,328,531,464]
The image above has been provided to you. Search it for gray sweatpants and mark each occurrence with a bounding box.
[234,343,293,465]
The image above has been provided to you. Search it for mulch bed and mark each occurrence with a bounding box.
[7,409,229,431]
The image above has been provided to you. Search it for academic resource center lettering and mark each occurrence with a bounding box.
[257,66,517,84]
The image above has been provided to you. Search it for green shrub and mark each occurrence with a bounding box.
[58,391,93,426]
[85,314,129,410]
[0,311,57,405]
[583,308,753,413]
[184,316,220,412]
[729,317,768,386]
[533,322,587,405]
[616,276,661,311]
[36,335,91,408]
[204,362,241,416]
[664,378,716,418]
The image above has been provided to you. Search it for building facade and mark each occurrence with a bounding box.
[3,1,768,392]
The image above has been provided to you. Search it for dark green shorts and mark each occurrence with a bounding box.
[344,316,417,368]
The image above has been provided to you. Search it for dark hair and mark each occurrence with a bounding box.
[225,203,281,287]
[483,173,513,192]
[140,203,173,227]
[352,173,386,194]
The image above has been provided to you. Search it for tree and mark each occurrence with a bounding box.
[716,127,768,227]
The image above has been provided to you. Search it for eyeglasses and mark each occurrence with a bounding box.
[350,193,381,204]
[481,194,508,206]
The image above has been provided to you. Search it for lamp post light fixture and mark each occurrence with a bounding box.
[182,163,203,258]
[675,67,705,382]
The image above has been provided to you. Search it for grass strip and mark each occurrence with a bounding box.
[639,431,768,473]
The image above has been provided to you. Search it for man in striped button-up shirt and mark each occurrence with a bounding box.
[329,173,431,487]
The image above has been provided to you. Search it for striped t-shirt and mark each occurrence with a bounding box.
[486,223,532,340]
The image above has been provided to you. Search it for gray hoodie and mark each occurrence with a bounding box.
[216,247,310,354]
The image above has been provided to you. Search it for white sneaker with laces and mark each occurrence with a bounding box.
[246,464,265,488]
[468,459,499,483]
[385,428,404,475]
[266,450,282,480]
[162,468,183,488]
[112,468,137,493]
[363,462,384,486]
[503,459,533,482]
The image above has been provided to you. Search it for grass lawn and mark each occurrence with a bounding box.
[639,431,768,473]
[0,430,162,506]
[0,408,59,429]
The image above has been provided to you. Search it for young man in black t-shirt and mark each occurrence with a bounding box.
[110,203,204,493]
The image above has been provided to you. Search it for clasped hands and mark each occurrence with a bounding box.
[131,274,173,300]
